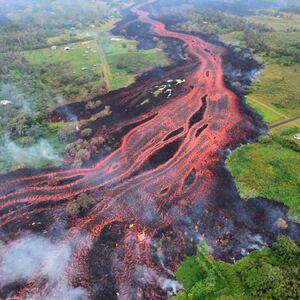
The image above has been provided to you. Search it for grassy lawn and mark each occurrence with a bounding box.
[261,31,300,53]
[248,61,300,121]
[220,31,245,45]
[227,135,300,221]
[173,242,245,300]
[246,95,285,124]
[271,120,300,144]
[172,237,300,300]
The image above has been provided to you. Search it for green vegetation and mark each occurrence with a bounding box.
[66,193,97,216]
[22,38,167,101]
[227,133,300,220]
[247,62,300,124]
[178,10,271,54]
[0,0,136,53]
[173,237,300,300]
[178,7,300,64]
[65,136,107,167]
[214,9,300,126]
[246,12,300,31]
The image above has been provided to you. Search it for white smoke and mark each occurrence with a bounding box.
[134,265,182,297]
[0,83,33,113]
[0,234,87,300]
[0,137,63,167]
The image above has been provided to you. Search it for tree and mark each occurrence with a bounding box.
[80,128,93,138]
[66,193,97,216]
[273,236,300,264]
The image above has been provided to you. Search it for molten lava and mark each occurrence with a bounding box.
[0,0,299,299]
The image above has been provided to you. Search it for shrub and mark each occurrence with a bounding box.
[272,236,300,264]
[80,127,93,138]
[59,122,77,142]
[73,148,90,167]
[258,134,272,144]
[173,237,300,300]
[85,100,102,110]
[66,193,97,217]
[91,136,106,147]
[90,105,112,121]
[47,174,60,186]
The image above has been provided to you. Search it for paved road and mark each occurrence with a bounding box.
[270,115,300,129]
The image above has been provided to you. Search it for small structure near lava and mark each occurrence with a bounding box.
[293,133,300,140]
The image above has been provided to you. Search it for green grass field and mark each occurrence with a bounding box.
[246,13,300,31]
[248,62,300,122]
[227,136,300,220]
[23,36,169,102]
[272,120,300,144]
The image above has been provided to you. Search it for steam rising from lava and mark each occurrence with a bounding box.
[0,232,87,300]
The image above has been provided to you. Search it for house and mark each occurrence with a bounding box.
[293,133,300,140]
[0,100,12,106]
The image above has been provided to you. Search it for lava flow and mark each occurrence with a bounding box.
[0,0,299,299]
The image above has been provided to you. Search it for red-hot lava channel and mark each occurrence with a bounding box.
[0,0,299,299]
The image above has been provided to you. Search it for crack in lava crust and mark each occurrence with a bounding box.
[0,1,299,299]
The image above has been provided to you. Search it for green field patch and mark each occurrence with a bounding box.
[227,136,300,220]
[23,38,169,102]
[271,121,300,145]
[47,19,118,45]
[247,96,284,125]
[248,61,300,119]
[246,13,300,31]
[219,31,246,44]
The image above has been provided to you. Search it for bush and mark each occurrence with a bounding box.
[90,105,112,121]
[66,193,97,216]
[85,100,102,110]
[258,134,272,144]
[59,123,77,142]
[73,148,91,167]
[91,136,106,147]
[278,56,294,66]
[272,236,300,264]
[47,174,60,186]
[274,136,300,152]
[80,127,93,138]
